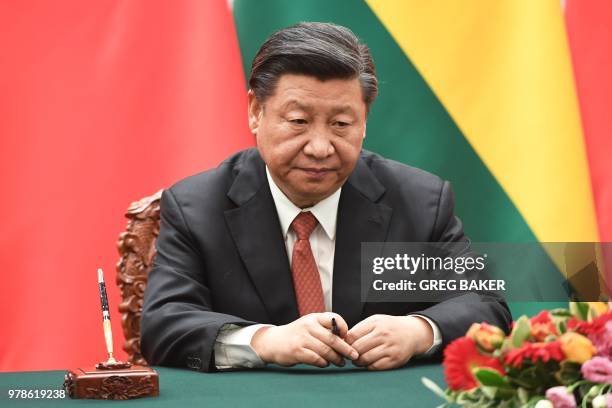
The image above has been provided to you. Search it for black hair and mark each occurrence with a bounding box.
[249,22,378,110]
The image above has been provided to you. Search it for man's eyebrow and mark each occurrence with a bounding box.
[281,100,311,111]
[280,100,357,115]
[330,105,357,115]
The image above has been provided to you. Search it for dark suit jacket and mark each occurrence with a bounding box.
[140,148,512,372]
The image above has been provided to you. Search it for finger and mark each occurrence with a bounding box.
[354,344,387,367]
[350,330,382,356]
[298,347,329,368]
[304,335,346,367]
[345,317,376,345]
[310,325,359,361]
[367,356,396,371]
[315,313,349,338]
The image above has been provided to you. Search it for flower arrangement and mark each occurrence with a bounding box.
[423,302,612,407]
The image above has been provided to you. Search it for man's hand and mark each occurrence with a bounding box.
[345,315,434,371]
[251,313,359,368]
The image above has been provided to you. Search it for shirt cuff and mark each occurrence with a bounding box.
[408,314,442,356]
[214,323,273,370]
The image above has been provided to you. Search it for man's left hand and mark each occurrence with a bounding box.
[345,315,434,371]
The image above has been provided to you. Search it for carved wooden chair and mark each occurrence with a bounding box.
[116,190,163,365]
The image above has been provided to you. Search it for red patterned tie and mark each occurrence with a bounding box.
[290,211,325,316]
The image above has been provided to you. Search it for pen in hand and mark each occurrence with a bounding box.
[331,317,340,336]
[331,317,354,365]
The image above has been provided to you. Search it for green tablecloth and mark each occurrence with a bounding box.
[0,361,446,407]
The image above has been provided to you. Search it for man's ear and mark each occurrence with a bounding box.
[247,90,263,136]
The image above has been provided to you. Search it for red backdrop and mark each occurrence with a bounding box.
[566,0,612,289]
[566,0,612,243]
[0,0,252,371]
[1,0,610,373]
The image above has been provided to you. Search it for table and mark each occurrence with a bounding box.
[0,361,447,407]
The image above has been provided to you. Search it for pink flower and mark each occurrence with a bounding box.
[581,356,612,383]
[545,386,576,408]
[590,320,612,358]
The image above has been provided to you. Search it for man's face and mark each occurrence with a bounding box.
[248,74,367,208]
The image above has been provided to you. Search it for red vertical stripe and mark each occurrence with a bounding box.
[566,0,612,294]
[0,0,252,371]
[566,0,612,242]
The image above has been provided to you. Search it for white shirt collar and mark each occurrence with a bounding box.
[265,166,341,240]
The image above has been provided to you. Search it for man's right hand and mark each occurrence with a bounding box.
[250,313,359,368]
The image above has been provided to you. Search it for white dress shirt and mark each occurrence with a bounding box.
[214,167,441,369]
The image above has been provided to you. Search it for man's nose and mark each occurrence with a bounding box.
[303,128,335,159]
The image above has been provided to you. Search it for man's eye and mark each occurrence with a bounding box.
[289,119,307,125]
[334,121,350,128]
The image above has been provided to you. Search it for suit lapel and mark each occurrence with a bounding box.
[332,158,392,328]
[224,150,299,325]
[223,149,392,327]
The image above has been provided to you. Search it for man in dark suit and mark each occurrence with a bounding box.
[141,22,511,372]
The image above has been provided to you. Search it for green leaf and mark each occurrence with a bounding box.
[495,387,517,400]
[509,365,549,390]
[567,380,591,393]
[480,386,497,399]
[587,307,602,321]
[511,316,531,347]
[556,319,567,335]
[569,302,589,321]
[549,308,572,317]
[517,387,529,404]
[556,361,582,385]
[474,368,509,388]
[421,377,450,402]
[456,390,481,405]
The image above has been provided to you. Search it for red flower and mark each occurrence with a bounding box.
[504,341,565,368]
[567,312,612,336]
[443,337,506,391]
[530,311,558,341]
[530,310,552,325]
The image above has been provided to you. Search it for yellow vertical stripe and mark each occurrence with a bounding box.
[366,0,598,242]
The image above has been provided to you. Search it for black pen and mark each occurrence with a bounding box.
[331,317,340,336]
[331,317,349,365]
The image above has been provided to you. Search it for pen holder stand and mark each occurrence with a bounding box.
[63,363,159,400]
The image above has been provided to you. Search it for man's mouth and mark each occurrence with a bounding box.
[298,167,334,178]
